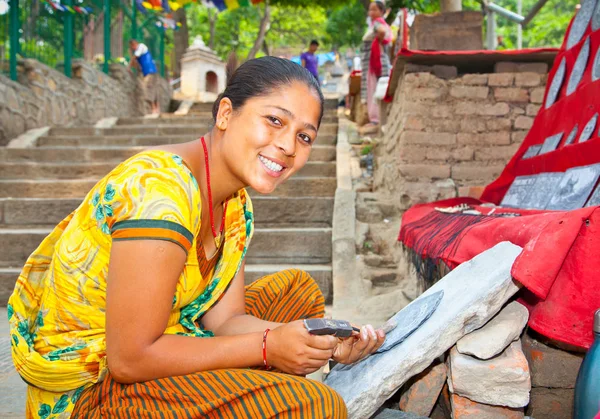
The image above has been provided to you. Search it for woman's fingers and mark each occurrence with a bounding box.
[307,334,338,350]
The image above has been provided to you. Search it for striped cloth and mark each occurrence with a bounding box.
[71,269,347,418]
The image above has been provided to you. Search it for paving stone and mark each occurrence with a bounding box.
[457,301,529,360]
[450,341,531,408]
[324,242,523,418]
[451,394,525,419]
[399,360,447,416]
[521,333,584,388]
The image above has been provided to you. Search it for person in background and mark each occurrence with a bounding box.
[301,40,320,83]
[360,0,392,132]
[129,39,160,115]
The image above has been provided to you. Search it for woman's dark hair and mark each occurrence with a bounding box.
[212,56,325,127]
[374,1,385,13]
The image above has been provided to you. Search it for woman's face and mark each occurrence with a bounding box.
[368,3,382,19]
[220,82,322,195]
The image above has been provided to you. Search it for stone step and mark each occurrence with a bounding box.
[244,264,332,303]
[0,176,336,199]
[0,226,331,268]
[50,125,210,137]
[0,268,19,306]
[187,110,339,124]
[0,145,336,163]
[37,132,336,147]
[117,116,212,126]
[0,196,333,227]
[0,160,336,180]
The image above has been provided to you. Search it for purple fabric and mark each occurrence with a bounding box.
[301,52,319,80]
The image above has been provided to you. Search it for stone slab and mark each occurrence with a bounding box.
[456,301,529,360]
[450,341,531,408]
[373,409,428,419]
[521,172,565,210]
[451,394,524,419]
[500,176,537,208]
[546,164,600,211]
[399,360,447,417]
[324,242,523,418]
[6,126,50,149]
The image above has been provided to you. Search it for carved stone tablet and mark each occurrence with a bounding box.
[567,37,591,95]
[585,183,600,206]
[375,290,444,354]
[565,125,579,146]
[521,172,565,210]
[546,164,600,210]
[522,145,542,159]
[500,175,538,208]
[545,57,566,109]
[579,113,598,143]
[567,0,596,50]
[593,43,600,81]
[539,133,564,155]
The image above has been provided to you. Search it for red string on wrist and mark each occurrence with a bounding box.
[262,329,272,370]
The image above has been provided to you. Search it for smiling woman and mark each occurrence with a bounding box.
[8,56,385,419]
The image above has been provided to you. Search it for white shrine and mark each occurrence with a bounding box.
[180,36,226,101]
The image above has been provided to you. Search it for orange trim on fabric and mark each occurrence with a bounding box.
[112,227,192,251]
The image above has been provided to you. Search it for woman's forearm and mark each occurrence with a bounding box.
[110,332,264,384]
[213,314,282,336]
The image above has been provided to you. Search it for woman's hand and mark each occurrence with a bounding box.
[332,325,385,364]
[267,320,338,376]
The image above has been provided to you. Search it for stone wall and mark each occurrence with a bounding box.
[0,59,172,146]
[374,66,549,210]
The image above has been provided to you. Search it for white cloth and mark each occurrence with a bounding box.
[134,43,149,58]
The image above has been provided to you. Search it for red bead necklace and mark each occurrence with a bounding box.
[201,136,227,240]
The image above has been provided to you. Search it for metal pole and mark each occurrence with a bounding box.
[486,10,497,50]
[522,0,551,27]
[159,28,165,78]
[131,0,137,39]
[8,0,18,81]
[103,0,111,74]
[517,0,523,49]
[64,0,74,77]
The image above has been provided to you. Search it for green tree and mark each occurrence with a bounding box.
[325,1,366,49]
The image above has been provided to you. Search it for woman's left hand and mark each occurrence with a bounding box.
[332,325,385,364]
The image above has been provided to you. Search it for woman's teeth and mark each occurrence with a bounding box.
[259,155,284,172]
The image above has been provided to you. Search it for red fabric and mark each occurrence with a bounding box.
[397,10,600,350]
[369,17,391,78]
[399,201,600,349]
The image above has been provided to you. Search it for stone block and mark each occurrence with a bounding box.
[526,388,574,419]
[432,65,458,80]
[474,144,520,161]
[514,116,534,130]
[495,62,549,74]
[456,102,511,117]
[405,64,434,74]
[457,132,511,146]
[423,118,461,134]
[489,73,515,87]
[397,180,457,210]
[410,12,484,51]
[486,118,512,131]
[451,394,525,419]
[460,74,488,86]
[431,105,453,118]
[401,131,456,146]
[450,86,490,100]
[404,116,426,131]
[398,145,427,163]
[399,163,451,180]
[521,333,584,389]
[526,104,541,116]
[460,118,487,133]
[449,341,531,408]
[511,131,528,144]
[374,409,428,419]
[451,147,475,161]
[324,242,523,418]
[399,361,448,417]
[457,301,529,360]
[530,87,546,104]
[408,87,448,101]
[494,88,529,103]
[515,72,542,87]
[452,164,504,181]
[458,186,485,199]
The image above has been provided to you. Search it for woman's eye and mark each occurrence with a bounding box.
[299,134,312,144]
[267,116,282,126]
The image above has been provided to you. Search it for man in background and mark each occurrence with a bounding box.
[129,39,160,115]
[301,40,320,83]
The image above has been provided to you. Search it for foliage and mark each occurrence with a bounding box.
[325,0,367,49]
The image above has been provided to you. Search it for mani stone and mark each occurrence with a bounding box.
[324,242,523,419]
[449,341,531,408]
[456,301,529,360]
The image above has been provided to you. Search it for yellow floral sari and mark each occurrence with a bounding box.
[8,150,254,418]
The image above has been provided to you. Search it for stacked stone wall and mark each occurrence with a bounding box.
[0,59,172,146]
[375,68,548,210]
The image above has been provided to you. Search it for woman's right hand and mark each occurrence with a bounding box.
[266,320,338,375]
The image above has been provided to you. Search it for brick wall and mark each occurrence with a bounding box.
[374,67,548,210]
[0,59,172,146]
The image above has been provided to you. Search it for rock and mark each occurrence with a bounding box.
[373,408,428,419]
[526,387,574,419]
[355,221,369,250]
[521,333,584,389]
[399,360,447,416]
[324,242,523,418]
[449,341,531,408]
[356,202,384,223]
[457,301,529,359]
[451,394,525,419]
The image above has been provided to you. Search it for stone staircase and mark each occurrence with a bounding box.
[0,100,338,307]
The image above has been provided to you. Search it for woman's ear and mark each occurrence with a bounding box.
[216,97,233,131]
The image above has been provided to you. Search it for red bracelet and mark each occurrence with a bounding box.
[262,329,272,370]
